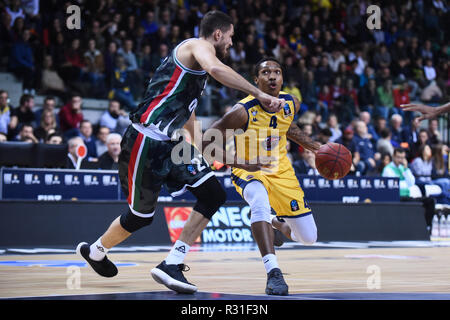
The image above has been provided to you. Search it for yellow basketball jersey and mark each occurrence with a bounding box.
[232,91,295,176]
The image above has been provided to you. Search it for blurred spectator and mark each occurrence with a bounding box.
[78,120,98,160]
[40,55,67,101]
[0,90,12,135]
[16,123,38,143]
[150,43,169,72]
[66,136,89,169]
[410,128,431,161]
[109,55,137,111]
[34,109,58,142]
[59,94,83,138]
[326,114,342,142]
[97,133,122,170]
[401,115,421,150]
[432,144,449,179]
[376,79,394,119]
[83,39,106,96]
[34,96,59,129]
[95,126,110,157]
[382,148,416,197]
[354,120,377,175]
[9,29,36,94]
[359,78,377,115]
[8,94,35,139]
[376,128,394,156]
[0,132,7,142]
[389,114,403,147]
[293,148,319,176]
[427,118,441,145]
[99,100,130,134]
[104,41,119,87]
[141,10,159,36]
[60,38,85,85]
[377,152,392,175]
[6,0,25,26]
[317,128,332,144]
[45,132,63,144]
[335,125,363,175]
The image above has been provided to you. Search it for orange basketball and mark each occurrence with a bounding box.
[315,142,352,180]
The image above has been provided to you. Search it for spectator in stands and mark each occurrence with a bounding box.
[336,125,363,175]
[40,55,67,101]
[410,128,431,161]
[104,41,118,88]
[377,152,392,175]
[432,144,449,179]
[118,38,142,100]
[293,148,318,176]
[45,132,63,144]
[376,79,395,120]
[354,120,377,175]
[141,10,159,36]
[83,39,105,96]
[358,78,377,115]
[377,128,395,156]
[9,29,36,94]
[150,43,169,72]
[427,118,441,145]
[0,90,12,135]
[8,94,35,140]
[99,100,129,134]
[60,38,85,85]
[382,148,416,197]
[59,94,83,139]
[401,115,421,150]
[97,133,122,170]
[316,128,332,144]
[95,126,110,157]
[34,109,58,142]
[389,114,403,147]
[66,136,88,169]
[109,55,137,111]
[16,123,38,143]
[79,120,97,160]
[34,96,59,129]
[326,113,342,142]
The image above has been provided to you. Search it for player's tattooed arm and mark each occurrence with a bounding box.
[287,96,321,152]
[202,104,272,171]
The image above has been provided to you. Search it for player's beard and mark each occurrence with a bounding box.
[215,43,229,62]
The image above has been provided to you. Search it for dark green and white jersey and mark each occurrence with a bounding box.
[129,38,208,140]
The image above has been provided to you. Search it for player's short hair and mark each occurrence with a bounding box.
[254,57,283,77]
[199,11,233,37]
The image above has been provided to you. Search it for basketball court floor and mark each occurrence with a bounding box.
[1,241,450,300]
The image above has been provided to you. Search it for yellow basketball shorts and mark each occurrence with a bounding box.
[231,167,312,218]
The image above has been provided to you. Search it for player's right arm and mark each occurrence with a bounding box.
[400,102,450,121]
[202,104,272,172]
[190,40,285,113]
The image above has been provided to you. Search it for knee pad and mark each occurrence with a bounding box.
[243,181,271,224]
[189,176,226,220]
[120,209,154,233]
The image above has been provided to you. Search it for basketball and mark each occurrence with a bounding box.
[315,143,352,180]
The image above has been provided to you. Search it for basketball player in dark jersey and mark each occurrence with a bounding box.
[76,11,286,294]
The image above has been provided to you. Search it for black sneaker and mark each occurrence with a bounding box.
[151,261,197,294]
[265,268,289,296]
[76,242,118,278]
[273,229,285,247]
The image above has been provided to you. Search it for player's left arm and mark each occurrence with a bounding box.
[183,111,202,148]
[286,96,321,152]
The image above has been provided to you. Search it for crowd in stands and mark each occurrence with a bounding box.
[0,0,449,202]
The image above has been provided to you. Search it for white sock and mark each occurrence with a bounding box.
[262,253,279,273]
[89,237,109,261]
[165,240,190,265]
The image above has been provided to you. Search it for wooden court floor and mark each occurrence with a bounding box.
[1,246,450,299]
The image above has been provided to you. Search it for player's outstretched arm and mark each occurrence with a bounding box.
[287,97,321,152]
[191,40,285,113]
[400,102,450,121]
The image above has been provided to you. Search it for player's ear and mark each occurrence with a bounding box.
[214,29,222,41]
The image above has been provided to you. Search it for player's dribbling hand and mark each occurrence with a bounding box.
[257,92,285,113]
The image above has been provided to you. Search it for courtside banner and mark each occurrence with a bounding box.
[161,202,253,244]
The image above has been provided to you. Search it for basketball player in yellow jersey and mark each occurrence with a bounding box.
[203,57,321,295]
